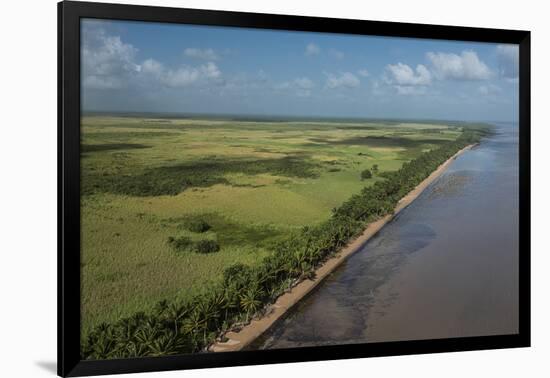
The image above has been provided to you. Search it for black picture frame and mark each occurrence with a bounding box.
[58,1,531,376]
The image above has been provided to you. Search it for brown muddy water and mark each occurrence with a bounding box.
[250,123,519,349]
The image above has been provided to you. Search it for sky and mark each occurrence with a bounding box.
[81,19,520,122]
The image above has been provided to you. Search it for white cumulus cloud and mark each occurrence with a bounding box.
[383,63,431,95]
[141,60,222,88]
[325,72,360,89]
[81,27,141,89]
[164,68,201,87]
[200,62,221,79]
[357,69,370,77]
[427,50,492,80]
[82,25,223,91]
[140,58,164,76]
[385,63,431,86]
[305,43,321,56]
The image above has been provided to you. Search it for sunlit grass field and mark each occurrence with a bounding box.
[80,115,461,333]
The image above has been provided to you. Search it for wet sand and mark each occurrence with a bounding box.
[210,144,475,352]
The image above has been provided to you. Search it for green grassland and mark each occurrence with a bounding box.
[80,115,463,334]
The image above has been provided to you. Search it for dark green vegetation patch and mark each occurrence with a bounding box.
[81,143,152,153]
[82,155,320,196]
[168,213,285,249]
[186,219,211,233]
[84,131,180,139]
[310,135,449,148]
[167,236,220,254]
[194,240,220,254]
[360,169,373,180]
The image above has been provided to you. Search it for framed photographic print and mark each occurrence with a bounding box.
[58,1,530,376]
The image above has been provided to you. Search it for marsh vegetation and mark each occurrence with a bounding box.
[80,115,489,359]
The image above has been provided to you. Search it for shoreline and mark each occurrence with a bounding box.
[209,143,475,352]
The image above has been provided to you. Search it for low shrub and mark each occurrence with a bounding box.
[360,169,372,180]
[194,239,220,254]
[168,236,221,254]
[187,219,211,233]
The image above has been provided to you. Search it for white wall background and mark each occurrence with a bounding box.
[0,0,546,376]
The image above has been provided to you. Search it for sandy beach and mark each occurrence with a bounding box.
[209,144,475,352]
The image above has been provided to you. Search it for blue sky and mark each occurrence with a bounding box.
[81,19,519,122]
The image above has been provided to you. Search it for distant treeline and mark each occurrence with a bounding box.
[81,126,490,360]
[82,111,494,127]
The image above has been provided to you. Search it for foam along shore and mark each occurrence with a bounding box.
[209,143,476,353]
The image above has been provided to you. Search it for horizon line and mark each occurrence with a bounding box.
[80,110,514,125]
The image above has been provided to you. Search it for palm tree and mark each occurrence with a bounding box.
[164,302,190,334]
[240,285,263,322]
[222,285,241,320]
[89,323,118,359]
[194,297,221,345]
[254,265,278,294]
[114,317,139,346]
[181,309,210,350]
[133,318,162,356]
[148,333,180,356]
